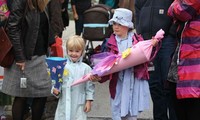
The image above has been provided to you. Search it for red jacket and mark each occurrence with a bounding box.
[168,0,200,99]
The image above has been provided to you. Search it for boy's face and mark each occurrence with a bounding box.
[112,22,129,38]
[67,48,82,62]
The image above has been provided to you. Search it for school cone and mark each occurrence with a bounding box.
[46,57,67,98]
[71,29,165,86]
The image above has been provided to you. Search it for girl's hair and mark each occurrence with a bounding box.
[66,35,85,52]
[28,0,49,12]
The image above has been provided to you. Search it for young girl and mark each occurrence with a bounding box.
[54,35,95,120]
[90,8,158,120]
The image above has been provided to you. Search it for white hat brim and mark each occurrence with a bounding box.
[109,18,133,28]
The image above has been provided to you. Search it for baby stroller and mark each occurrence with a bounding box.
[82,4,113,65]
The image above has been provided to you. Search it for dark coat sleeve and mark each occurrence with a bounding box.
[134,0,147,33]
[48,0,64,37]
[7,0,26,62]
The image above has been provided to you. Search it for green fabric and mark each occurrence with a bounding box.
[0,92,12,105]
[105,0,115,8]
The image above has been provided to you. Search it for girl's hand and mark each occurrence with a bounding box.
[89,74,101,82]
[151,38,159,47]
[84,100,92,113]
[111,9,115,13]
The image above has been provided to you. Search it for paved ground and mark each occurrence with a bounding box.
[63,21,153,120]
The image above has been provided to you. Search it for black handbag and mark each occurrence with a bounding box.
[167,43,180,83]
[0,26,14,68]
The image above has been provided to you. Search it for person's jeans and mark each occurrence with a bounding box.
[75,14,84,36]
[149,35,177,120]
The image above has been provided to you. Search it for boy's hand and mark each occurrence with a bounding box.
[84,100,92,113]
[53,88,60,95]
[89,74,101,82]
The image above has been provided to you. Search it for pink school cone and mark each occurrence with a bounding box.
[71,29,165,86]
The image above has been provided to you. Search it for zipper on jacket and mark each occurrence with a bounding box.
[177,22,187,65]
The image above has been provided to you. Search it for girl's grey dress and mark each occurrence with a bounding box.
[111,32,150,119]
[2,55,52,97]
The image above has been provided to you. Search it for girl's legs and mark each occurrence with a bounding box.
[31,97,47,120]
[0,106,6,120]
[0,106,4,116]
[12,97,27,120]
[122,116,137,120]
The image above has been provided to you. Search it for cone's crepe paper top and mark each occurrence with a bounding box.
[71,29,165,86]
[46,57,67,89]
[92,29,164,76]
[90,52,114,66]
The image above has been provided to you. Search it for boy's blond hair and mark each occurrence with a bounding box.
[66,35,85,52]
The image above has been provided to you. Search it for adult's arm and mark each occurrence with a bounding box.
[7,0,26,62]
[168,0,200,22]
[71,0,78,20]
[49,0,64,37]
[134,0,147,33]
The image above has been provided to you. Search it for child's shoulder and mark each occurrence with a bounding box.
[81,62,92,69]
[64,62,91,71]
[81,62,92,72]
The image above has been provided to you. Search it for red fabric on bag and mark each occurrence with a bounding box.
[50,37,63,57]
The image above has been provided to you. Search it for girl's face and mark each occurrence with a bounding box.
[67,48,82,62]
[112,22,129,38]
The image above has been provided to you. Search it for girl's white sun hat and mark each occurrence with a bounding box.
[109,8,134,28]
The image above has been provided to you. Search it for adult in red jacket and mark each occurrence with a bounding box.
[168,0,200,120]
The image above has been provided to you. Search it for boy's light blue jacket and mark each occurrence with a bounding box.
[55,55,95,120]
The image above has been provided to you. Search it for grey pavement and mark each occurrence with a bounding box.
[62,21,153,120]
